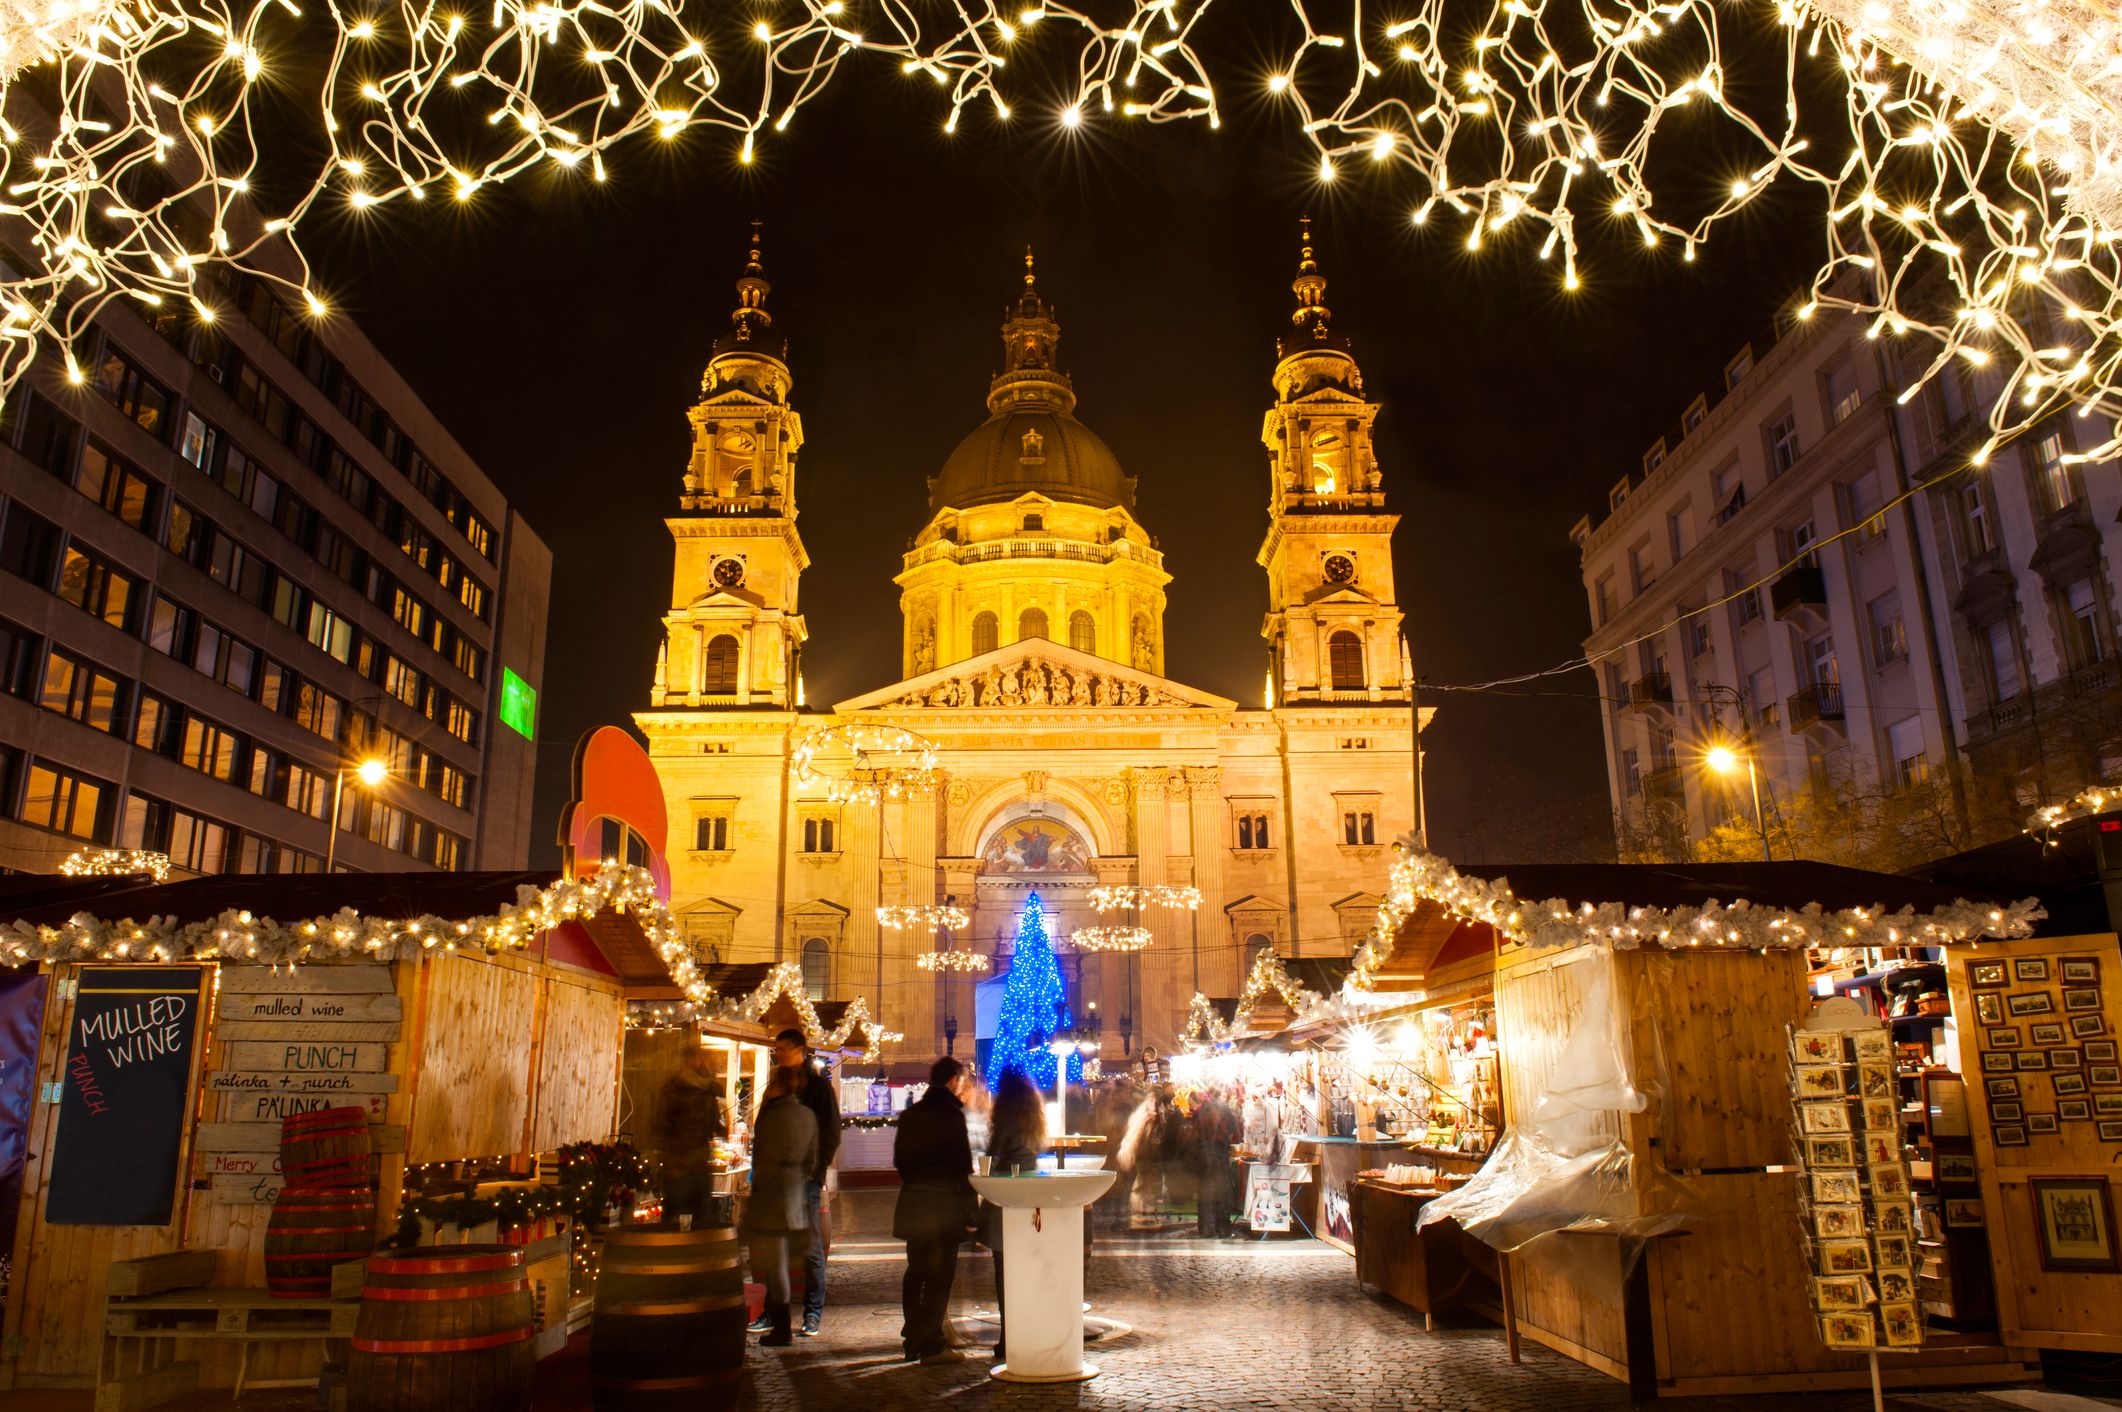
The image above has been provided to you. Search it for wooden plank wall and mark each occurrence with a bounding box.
[1491,945,1629,1368]
[1626,948,1808,1171]
[408,953,537,1163]
[529,977,623,1153]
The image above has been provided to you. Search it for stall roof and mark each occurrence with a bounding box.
[1372,859,2021,992]
[1905,817,2116,939]
[0,868,683,991]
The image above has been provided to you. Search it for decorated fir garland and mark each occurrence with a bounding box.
[389,1140,658,1247]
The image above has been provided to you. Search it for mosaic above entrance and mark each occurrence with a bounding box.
[981,818,1094,875]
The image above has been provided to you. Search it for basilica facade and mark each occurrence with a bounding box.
[635,227,1424,1060]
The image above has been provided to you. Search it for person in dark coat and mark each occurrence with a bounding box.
[653,1042,727,1228]
[743,1065,819,1346]
[1193,1087,1242,1237]
[893,1056,977,1364]
[980,1070,1046,1364]
[748,1028,842,1338]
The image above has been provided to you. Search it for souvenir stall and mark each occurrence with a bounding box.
[1347,848,2047,1398]
[0,857,690,1403]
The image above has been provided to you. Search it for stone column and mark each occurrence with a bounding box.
[1089,855,1136,1062]
[847,798,881,1035]
[1184,765,1227,1000]
[1129,767,1179,1052]
[896,783,940,1054]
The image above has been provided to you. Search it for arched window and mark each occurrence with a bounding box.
[800,938,829,1000]
[1311,428,1346,494]
[1245,933,1275,975]
[971,612,999,656]
[703,634,740,693]
[1328,631,1365,691]
[1068,611,1095,655]
[1019,607,1048,641]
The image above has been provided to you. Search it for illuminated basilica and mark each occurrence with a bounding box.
[636,226,1422,1059]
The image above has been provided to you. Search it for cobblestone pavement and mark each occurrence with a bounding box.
[715,1236,2054,1412]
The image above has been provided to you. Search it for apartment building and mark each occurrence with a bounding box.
[0,272,551,876]
[1572,293,2122,860]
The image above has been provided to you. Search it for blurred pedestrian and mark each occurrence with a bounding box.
[980,1071,1046,1364]
[743,1065,818,1347]
[653,1041,727,1229]
[893,1057,978,1364]
[1194,1087,1241,1237]
[750,1028,841,1339]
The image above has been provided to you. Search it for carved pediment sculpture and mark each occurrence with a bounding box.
[890,650,1193,710]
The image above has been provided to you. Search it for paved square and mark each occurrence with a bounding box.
[719,1237,2042,1411]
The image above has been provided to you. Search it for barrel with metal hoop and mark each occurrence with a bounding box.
[591,1226,745,1408]
[263,1185,375,1297]
[278,1105,373,1188]
[347,1244,535,1411]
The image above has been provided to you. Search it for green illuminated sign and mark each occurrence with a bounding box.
[499,668,537,741]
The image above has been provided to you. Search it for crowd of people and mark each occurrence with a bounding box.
[655,1037,1271,1365]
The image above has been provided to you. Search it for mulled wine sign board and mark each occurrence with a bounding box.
[46,966,207,1225]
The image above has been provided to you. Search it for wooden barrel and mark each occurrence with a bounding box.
[348,1245,535,1412]
[265,1186,375,1298]
[591,1227,744,1408]
[280,1106,372,1189]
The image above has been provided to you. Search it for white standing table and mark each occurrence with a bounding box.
[969,1169,1116,1382]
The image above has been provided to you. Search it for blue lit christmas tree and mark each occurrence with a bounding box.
[986,892,1082,1093]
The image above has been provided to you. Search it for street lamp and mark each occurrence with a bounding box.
[326,756,390,873]
[1704,743,1771,862]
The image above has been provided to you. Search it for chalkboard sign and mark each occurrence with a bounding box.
[47,966,207,1225]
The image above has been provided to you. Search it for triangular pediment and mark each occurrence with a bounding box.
[682,588,761,612]
[679,895,744,917]
[835,638,1237,712]
[1225,894,1284,917]
[1303,584,1379,608]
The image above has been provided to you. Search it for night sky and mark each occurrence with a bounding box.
[306,58,1827,867]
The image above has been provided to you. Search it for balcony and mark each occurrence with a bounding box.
[1643,764,1687,804]
[1787,682,1846,739]
[1770,564,1828,624]
[1623,671,1674,719]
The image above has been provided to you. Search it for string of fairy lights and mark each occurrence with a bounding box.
[1,0,2120,457]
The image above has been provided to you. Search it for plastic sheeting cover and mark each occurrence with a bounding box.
[1417,951,1696,1253]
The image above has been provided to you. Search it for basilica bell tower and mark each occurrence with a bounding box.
[1258,219,1408,704]
[652,224,809,709]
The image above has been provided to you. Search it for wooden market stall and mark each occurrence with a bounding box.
[0,861,688,1399]
[1345,852,2046,1399]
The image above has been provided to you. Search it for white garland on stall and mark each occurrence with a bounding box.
[1348,840,2044,991]
[3,0,2122,462]
[2024,780,2122,834]
[1,859,716,1008]
[59,847,172,881]
[727,961,903,1052]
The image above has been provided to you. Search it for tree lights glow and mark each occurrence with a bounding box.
[0,0,2119,456]
[986,892,1080,1092]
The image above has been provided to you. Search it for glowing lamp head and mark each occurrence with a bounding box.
[355,758,388,787]
[1704,744,1739,776]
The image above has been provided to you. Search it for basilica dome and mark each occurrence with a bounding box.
[930,407,1133,512]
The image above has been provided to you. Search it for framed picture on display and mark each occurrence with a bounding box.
[1870,1164,1909,1198]
[1803,1101,1853,1133]
[1936,1153,1978,1182]
[1796,1065,1846,1098]
[2032,1023,2067,1046]
[2052,1049,2084,1071]
[1926,1073,1971,1138]
[2017,1050,2051,1070]
[1877,1268,1915,1301]
[1813,1171,1863,1203]
[1988,1026,2023,1049]
[2098,1094,2122,1117]
[1814,1205,1865,1238]
[1987,1076,2020,1099]
[1795,1032,1841,1063]
[1881,1304,1922,1347]
[1851,1031,1893,1062]
[1812,1275,1871,1310]
[1969,961,2009,989]
[1877,1203,1912,1235]
[2101,1121,2122,1141]
[1976,993,2005,1025]
[1983,1052,2017,1074]
[2064,988,2104,1013]
[1858,1066,1894,1099]
[2016,958,2053,983]
[2060,1099,2093,1121]
[1996,1125,2030,1146]
[2030,1113,2060,1135]
[1992,1101,2025,1122]
[2087,1041,2119,1062]
[1821,1313,1876,1349]
[1818,1240,1873,1274]
[1944,1199,1985,1227]
[2054,1073,2089,1097]
[2030,1178,2119,1273]
[2061,956,2102,985]
[2091,1066,2122,1088]
[1862,1098,1897,1129]
[1806,1136,1856,1167]
[2070,1013,2108,1038]
[2010,992,2057,1017]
